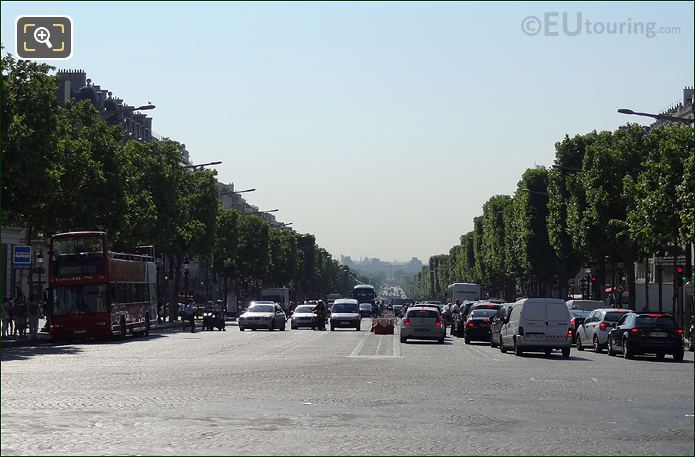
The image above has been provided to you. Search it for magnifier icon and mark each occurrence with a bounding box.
[33,27,53,49]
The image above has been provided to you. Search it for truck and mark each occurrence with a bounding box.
[446,283,481,303]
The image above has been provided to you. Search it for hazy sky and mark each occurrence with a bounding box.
[2,2,693,262]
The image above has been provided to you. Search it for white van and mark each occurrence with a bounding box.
[565,300,604,311]
[499,298,572,358]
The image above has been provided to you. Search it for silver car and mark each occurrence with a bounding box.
[239,303,286,331]
[400,306,446,344]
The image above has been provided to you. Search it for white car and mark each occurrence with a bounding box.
[575,308,631,352]
[239,302,286,331]
[329,299,361,331]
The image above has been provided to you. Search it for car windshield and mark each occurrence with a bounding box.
[294,306,315,314]
[604,311,627,322]
[636,316,677,329]
[248,305,274,313]
[332,304,358,313]
[359,304,372,309]
[470,309,497,318]
[570,311,591,317]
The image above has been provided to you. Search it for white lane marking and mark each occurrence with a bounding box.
[591,377,599,383]
[349,332,371,357]
[393,330,401,358]
[375,335,384,355]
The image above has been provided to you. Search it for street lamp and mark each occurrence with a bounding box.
[656,254,664,312]
[103,103,156,121]
[221,188,256,195]
[183,259,190,303]
[249,209,279,215]
[617,108,693,125]
[35,250,44,302]
[183,161,222,171]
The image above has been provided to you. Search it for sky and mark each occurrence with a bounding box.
[2,1,693,263]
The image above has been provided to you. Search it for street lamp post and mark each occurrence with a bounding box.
[155,255,163,322]
[183,259,190,304]
[656,254,664,312]
[35,249,44,302]
[182,161,222,171]
[248,209,279,215]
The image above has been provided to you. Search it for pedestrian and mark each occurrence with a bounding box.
[184,300,195,333]
[1,297,9,338]
[14,298,27,338]
[28,299,41,339]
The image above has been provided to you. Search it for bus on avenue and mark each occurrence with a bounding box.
[48,231,157,339]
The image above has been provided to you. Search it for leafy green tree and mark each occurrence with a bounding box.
[626,124,693,312]
[482,195,513,299]
[238,215,271,285]
[268,228,298,288]
[1,52,60,239]
[214,207,240,305]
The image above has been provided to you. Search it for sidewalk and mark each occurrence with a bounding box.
[1,317,238,349]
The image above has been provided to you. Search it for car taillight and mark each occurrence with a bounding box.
[570,318,575,326]
[630,328,640,333]
[466,322,475,327]
[567,328,573,337]
[677,329,683,335]
[599,322,607,330]
[402,319,411,326]
[435,320,442,327]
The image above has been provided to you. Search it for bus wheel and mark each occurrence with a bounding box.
[120,316,127,338]
[144,314,151,336]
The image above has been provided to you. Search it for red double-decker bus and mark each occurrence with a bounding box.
[48,231,157,339]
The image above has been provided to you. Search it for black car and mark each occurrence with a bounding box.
[463,308,498,344]
[490,303,514,348]
[607,313,684,361]
[569,310,592,344]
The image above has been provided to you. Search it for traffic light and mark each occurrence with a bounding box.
[591,275,597,283]
[676,266,685,287]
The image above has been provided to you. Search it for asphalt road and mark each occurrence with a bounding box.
[1,321,693,455]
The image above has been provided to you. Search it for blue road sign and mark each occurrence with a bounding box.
[13,245,32,269]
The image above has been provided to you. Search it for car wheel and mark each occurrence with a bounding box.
[464,335,471,344]
[655,352,665,360]
[400,336,407,343]
[576,335,584,351]
[251,328,256,331]
[593,335,603,353]
[623,338,633,359]
[514,338,523,357]
[269,320,275,331]
[673,350,684,362]
[355,325,360,331]
[239,327,245,331]
[561,347,570,359]
[438,337,445,344]
[544,349,552,356]
[607,338,615,356]
[500,339,507,353]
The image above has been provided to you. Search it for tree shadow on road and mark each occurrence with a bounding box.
[1,344,83,362]
[513,352,592,361]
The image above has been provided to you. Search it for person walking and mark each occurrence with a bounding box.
[184,301,195,333]
[28,299,42,339]
[14,299,27,338]
[1,297,9,338]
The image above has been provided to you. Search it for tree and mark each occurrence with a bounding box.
[626,124,693,315]
[238,216,271,288]
[482,195,513,299]
[214,207,240,307]
[268,228,298,288]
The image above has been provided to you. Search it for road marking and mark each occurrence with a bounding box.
[393,331,401,358]
[349,332,371,357]
[375,335,383,355]
[591,377,599,383]
[464,342,501,362]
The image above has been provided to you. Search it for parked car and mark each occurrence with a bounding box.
[400,306,446,344]
[575,308,631,352]
[290,304,320,329]
[568,310,592,344]
[565,300,606,311]
[463,308,497,344]
[689,323,694,352]
[238,303,286,331]
[393,303,404,317]
[607,313,684,361]
[499,298,572,358]
[329,299,361,331]
[451,301,482,337]
[490,303,515,348]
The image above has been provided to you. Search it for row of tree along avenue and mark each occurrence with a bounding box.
[2,52,360,310]
[406,123,693,312]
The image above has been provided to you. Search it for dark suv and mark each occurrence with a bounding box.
[607,313,684,361]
